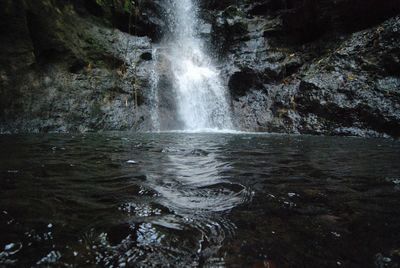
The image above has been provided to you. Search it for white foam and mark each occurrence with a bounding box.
[164,0,233,131]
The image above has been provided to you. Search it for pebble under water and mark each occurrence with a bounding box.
[0,133,399,267]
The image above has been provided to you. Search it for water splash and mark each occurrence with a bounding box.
[164,0,233,131]
[149,48,161,131]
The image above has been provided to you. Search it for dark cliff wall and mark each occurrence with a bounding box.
[0,0,399,137]
[0,0,158,133]
[202,0,400,137]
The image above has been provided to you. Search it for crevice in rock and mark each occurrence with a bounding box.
[228,68,264,97]
[84,0,104,17]
[26,11,69,66]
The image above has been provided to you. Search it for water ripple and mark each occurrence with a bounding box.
[1,133,399,267]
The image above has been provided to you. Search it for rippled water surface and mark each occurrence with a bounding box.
[1,133,400,267]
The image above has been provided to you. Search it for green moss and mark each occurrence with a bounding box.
[96,0,135,13]
[90,102,103,117]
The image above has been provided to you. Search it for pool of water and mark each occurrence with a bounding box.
[0,132,399,267]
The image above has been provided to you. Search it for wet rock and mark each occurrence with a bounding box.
[206,0,400,137]
[228,68,264,97]
[0,0,157,133]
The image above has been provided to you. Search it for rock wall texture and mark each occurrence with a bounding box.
[202,0,400,137]
[0,0,156,133]
[0,0,399,137]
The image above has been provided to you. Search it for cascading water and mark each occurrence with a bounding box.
[161,0,233,131]
[149,48,161,131]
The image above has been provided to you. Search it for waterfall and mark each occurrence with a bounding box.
[149,48,161,131]
[152,0,233,131]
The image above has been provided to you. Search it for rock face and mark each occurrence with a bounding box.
[0,0,157,133]
[201,0,400,138]
[0,0,399,137]
[232,18,400,137]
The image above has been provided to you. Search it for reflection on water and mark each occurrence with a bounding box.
[150,138,250,213]
[142,136,251,265]
[0,133,399,267]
